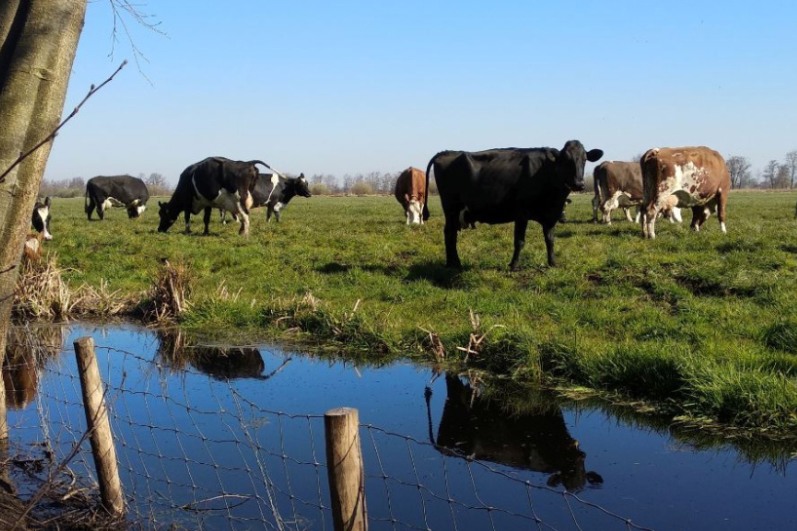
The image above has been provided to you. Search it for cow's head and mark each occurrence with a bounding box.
[31,197,52,240]
[126,199,147,219]
[556,140,603,192]
[294,173,312,198]
[157,201,177,232]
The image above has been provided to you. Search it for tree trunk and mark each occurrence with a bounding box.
[0,0,87,439]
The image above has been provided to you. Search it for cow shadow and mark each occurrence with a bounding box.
[317,261,465,289]
[426,374,603,492]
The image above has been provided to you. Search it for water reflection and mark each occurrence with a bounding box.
[155,328,291,381]
[428,373,603,492]
[3,325,65,409]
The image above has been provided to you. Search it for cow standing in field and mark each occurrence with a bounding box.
[593,161,682,225]
[640,146,730,239]
[158,156,267,236]
[426,140,603,269]
[31,196,52,240]
[85,175,150,220]
[220,172,312,224]
[394,167,429,225]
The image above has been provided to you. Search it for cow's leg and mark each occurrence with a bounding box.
[405,209,411,225]
[714,193,727,233]
[237,210,250,236]
[86,198,95,220]
[509,218,529,270]
[591,195,600,223]
[690,206,707,232]
[96,196,105,220]
[203,207,212,235]
[624,207,634,223]
[643,204,658,239]
[184,211,192,234]
[266,207,273,223]
[443,218,462,269]
[542,221,557,267]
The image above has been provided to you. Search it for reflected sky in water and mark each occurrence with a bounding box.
[5,322,797,530]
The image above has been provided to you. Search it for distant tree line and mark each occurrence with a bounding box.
[39,172,173,198]
[38,150,797,200]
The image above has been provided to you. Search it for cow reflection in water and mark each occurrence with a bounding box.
[156,329,290,381]
[3,325,65,409]
[430,374,603,492]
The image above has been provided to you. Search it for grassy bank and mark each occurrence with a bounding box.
[30,191,797,435]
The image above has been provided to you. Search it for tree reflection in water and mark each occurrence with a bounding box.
[3,325,65,409]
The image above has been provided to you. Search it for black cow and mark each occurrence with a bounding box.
[31,196,52,240]
[426,140,603,269]
[85,175,150,220]
[221,172,311,224]
[428,374,603,492]
[158,156,267,236]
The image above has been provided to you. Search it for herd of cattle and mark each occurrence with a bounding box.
[30,143,738,269]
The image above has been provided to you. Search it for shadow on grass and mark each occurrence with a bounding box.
[406,261,467,289]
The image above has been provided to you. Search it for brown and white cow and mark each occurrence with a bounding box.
[394,166,428,225]
[592,161,643,224]
[640,146,730,239]
[593,161,682,225]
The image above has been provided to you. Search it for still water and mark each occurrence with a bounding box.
[4,322,797,530]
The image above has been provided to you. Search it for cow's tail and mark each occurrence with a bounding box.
[250,159,286,179]
[423,154,439,221]
[84,185,90,214]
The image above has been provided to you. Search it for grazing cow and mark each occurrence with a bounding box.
[222,172,312,224]
[640,146,730,239]
[593,160,682,225]
[85,175,150,220]
[158,156,267,236]
[31,196,52,240]
[394,166,429,225]
[426,140,603,269]
[428,374,603,492]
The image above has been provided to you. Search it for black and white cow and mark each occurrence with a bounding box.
[426,140,603,269]
[31,196,52,240]
[85,175,150,220]
[221,172,312,224]
[158,156,266,236]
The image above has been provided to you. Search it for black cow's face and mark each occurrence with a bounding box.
[157,201,177,232]
[31,197,53,240]
[295,173,311,198]
[557,140,603,192]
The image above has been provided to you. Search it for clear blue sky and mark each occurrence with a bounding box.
[45,1,797,185]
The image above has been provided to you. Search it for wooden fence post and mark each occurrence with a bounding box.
[325,407,367,531]
[74,336,124,516]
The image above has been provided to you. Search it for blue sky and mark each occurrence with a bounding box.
[45,1,797,185]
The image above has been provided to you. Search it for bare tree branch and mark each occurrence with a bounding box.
[0,61,128,185]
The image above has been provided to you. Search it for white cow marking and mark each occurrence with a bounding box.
[406,199,422,225]
[36,206,52,240]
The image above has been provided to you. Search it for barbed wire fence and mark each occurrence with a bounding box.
[3,330,656,530]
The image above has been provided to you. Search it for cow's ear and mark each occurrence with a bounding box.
[159,201,165,207]
[44,196,51,207]
[587,149,604,162]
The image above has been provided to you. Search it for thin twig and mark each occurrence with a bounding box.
[0,61,128,184]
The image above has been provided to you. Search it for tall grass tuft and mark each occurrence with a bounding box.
[13,252,75,319]
[141,259,193,323]
[761,319,797,354]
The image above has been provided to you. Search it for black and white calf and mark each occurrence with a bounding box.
[85,175,150,220]
[158,156,267,236]
[221,172,311,224]
[31,196,53,240]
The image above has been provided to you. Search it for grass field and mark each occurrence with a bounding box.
[33,190,797,435]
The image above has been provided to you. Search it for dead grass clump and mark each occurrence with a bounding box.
[142,259,193,323]
[13,252,75,320]
[13,253,136,319]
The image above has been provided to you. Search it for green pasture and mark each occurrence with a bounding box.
[41,191,797,435]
